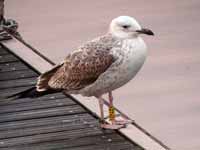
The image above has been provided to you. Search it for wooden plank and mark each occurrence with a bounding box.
[0,86,34,98]
[0,61,28,72]
[0,105,86,123]
[0,46,8,55]
[21,135,124,150]
[0,70,37,81]
[0,127,104,148]
[0,92,66,106]
[0,97,76,114]
[4,134,138,150]
[0,77,37,89]
[2,39,53,73]
[57,142,139,150]
[0,113,93,131]
[0,54,18,63]
[0,115,98,140]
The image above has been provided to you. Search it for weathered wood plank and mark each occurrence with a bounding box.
[0,86,34,98]
[0,92,66,106]
[0,115,97,140]
[0,77,37,89]
[0,97,76,114]
[57,142,139,150]
[0,46,8,55]
[0,113,93,131]
[0,105,86,123]
[2,134,137,150]
[0,127,104,148]
[0,61,28,72]
[0,54,18,63]
[0,70,37,81]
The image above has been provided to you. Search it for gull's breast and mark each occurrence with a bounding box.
[79,37,147,96]
[110,38,147,89]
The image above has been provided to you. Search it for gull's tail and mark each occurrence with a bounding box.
[6,87,59,100]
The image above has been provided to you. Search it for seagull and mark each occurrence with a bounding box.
[8,16,154,129]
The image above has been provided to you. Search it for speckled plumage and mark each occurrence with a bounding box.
[36,33,147,97]
[78,36,147,96]
[37,34,117,92]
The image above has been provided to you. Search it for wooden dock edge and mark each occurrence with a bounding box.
[1,38,170,150]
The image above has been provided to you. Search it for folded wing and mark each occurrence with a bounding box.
[37,35,116,92]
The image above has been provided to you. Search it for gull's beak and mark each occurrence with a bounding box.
[136,28,154,36]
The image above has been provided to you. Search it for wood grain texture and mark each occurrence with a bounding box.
[0,69,37,81]
[0,61,28,72]
[0,54,18,63]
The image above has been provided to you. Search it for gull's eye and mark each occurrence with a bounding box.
[122,25,130,29]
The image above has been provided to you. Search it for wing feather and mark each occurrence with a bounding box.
[48,35,116,91]
[36,63,63,91]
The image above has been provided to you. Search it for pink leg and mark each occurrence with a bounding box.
[108,92,133,125]
[98,96,104,121]
[97,95,124,130]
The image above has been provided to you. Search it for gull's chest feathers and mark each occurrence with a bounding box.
[79,37,147,96]
[111,38,147,85]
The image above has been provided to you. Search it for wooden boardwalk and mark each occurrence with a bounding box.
[0,45,143,150]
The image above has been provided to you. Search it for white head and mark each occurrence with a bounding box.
[109,16,154,39]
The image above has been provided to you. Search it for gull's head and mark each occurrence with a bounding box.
[109,16,154,39]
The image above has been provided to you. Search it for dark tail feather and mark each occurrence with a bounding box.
[6,87,59,99]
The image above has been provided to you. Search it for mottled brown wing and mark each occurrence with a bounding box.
[36,63,63,91]
[48,40,115,91]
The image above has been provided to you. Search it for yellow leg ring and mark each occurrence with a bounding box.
[109,106,115,121]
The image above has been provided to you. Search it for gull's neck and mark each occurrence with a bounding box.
[120,36,147,53]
